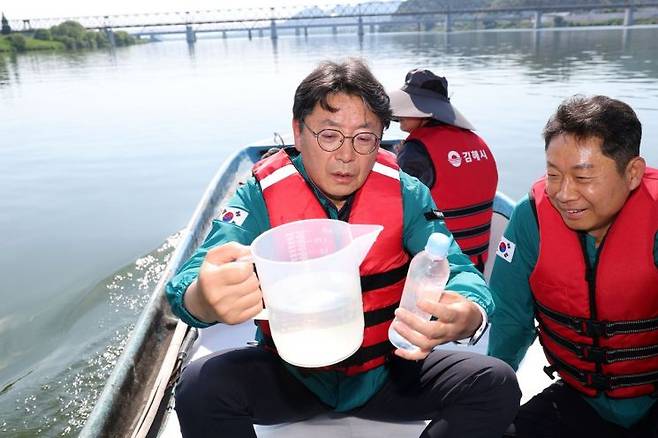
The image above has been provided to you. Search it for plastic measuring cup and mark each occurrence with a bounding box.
[251,218,382,368]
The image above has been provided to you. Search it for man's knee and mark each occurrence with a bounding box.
[464,355,521,415]
[175,358,213,417]
[175,353,246,417]
[451,354,519,391]
[483,356,521,401]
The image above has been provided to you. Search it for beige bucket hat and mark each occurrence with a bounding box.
[388,69,475,130]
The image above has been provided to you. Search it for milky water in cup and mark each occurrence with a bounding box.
[265,271,364,368]
[251,219,382,367]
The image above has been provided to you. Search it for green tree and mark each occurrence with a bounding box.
[33,28,52,40]
[553,15,566,27]
[1,13,11,35]
[114,31,136,47]
[95,31,110,48]
[7,34,26,51]
[56,35,77,50]
[51,20,86,39]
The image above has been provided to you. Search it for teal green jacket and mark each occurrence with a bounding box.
[166,152,492,412]
[487,195,658,428]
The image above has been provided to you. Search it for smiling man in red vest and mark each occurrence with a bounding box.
[166,58,520,438]
[488,95,658,437]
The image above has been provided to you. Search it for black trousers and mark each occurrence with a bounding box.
[506,380,658,438]
[175,346,520,438]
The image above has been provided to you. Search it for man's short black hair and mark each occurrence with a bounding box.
[293,58,392,131]
[543,95,642,173]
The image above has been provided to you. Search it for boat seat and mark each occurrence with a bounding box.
[255,416,426,437]
[161,408,426,438]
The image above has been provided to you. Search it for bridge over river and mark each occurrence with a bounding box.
[9,1,658,44]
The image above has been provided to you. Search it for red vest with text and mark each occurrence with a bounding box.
[252,149,410,376]
[407,125,497,271]
[529,168,658,398]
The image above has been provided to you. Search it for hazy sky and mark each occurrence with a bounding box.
[1,0,363,19]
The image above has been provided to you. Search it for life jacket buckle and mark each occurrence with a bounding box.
[582,319,608,338]
[543,365,557,380]
[582,345,607,363]
[587,373,610,391]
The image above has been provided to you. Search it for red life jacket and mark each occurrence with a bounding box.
[529,168,658,398]
[406,125,497,271]
[252,148,410,376]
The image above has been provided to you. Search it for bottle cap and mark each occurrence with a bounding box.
[425,233,450,259]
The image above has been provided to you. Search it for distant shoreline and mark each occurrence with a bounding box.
[0,35,64,52]
[2,17,658,54]
[0,21,145,54]
[0,35,148,53]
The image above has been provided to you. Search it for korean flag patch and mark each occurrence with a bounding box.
[217,206,248,226]
[496,236,516,263]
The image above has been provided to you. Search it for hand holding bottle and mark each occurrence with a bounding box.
[388,232,484,361]
[392,292,484,361]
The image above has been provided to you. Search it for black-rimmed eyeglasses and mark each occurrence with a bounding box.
[302,121,381,155]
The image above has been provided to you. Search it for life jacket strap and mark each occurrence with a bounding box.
[361,260,409,292]
[543,348,658,391]
[535,299,658,337]
[440,200,493,218]
[450,223,491,239]
[541,324,658,363]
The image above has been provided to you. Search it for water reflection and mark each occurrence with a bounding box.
[0,55,9,87]
[187,40,196,60]
[531,29,540,54]
[385,28,658,83]
[271,37,279,65]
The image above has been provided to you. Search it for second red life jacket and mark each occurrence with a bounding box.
[406,125,497,271]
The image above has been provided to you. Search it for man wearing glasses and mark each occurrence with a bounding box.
[166,58,520,438]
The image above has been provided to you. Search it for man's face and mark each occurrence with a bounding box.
[293,92,383,209]
[545,133,643,245]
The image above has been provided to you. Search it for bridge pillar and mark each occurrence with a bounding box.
[417,19,422,32]
[358,15,364,37]
[185,25,196,44]
[624,7,634,26]
[533,11,542,29]
[304,27,308,38]
[370,24,375,33]
[445,13,453,32]
[248,29,252,40]
[270,19,278,40]
[222,31,227,39]
[332,26,338,35]
[104,28,116,47]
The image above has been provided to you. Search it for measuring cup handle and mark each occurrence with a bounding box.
[237,253,265,319]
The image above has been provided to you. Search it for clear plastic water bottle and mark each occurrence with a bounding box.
[388,232,451,351]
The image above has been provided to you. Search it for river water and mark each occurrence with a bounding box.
[1,26,657,435]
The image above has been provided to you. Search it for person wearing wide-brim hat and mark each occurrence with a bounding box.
[389,69,499,273]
